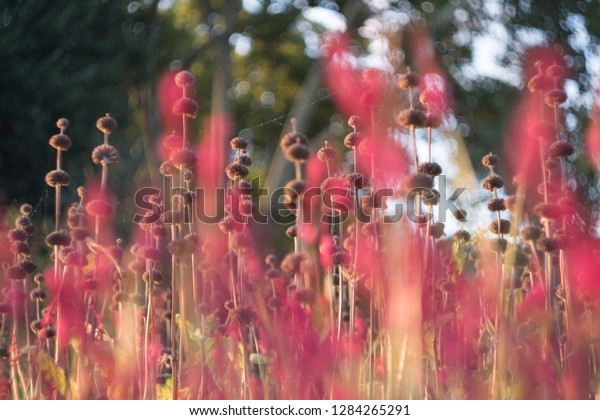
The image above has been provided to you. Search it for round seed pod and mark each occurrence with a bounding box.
[527,73,552,92]
[143,246,161,261]
[172,97,198,117]
[344,172,367,189]
[417,162,442,177]
[317,145,336,161]
[239,198,254,216]
[30,320,44,333]
[280,131,308,150]
[238,179,253,195]
[129,293,145,307]
[453,209,468,223]
[170,148,196,168]
[265,254,278,267]
[159,160,178,177]
[19,204,33,216]
[34,273,44,284]
[397,71,420,89]
[537,237,559,253]
[234,154,252,167]
[49,134,72,151]
[284,179,306,201]
[11,240,31,256]
[43,326,56,339]
[30,288,46,301]
[504,196,516,214]
[521,226,543,241]
[422,188,440,206]
[16,215,32,228]
[487,198,506,212]
[8,228,27,242]
[453,230,471,243]
[396,109,426,128]
[56,118,69,130]
[175,70,196,87]
[70,226,89,241]
[348,115,361,130]
[230,136,249,151]
[547,141,574,159]
[343,132,364,148]
[430,222,445,239]
[545,89,567,107]
[225,163,249,180]
[167,238,193,257]
[512,249,529,267]
[482,175,505,192]
[490,238,508,253]
[19,258,36,273]
[280,252,306,276]
[284,144,310,161]
[86,199,113,218]
[92,144,119,165]
[45,169,70,187]
[482,152,498,168]
[162,132,182,150]
[285,225,297,238]
[489,219,511,235]
[405,172,434,190]
[96,114,118,134]
[45,230,71,247]
[358,137,374,154]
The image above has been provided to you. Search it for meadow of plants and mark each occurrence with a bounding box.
[1,1,600,402]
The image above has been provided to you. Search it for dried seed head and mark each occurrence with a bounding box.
[487,198,506,212]
[397,71,420,89]
[20,204,33,216]
[225,163,249,180]
[172,97,198,117]
[86,200,113,219]
[482,174,504,192]
[482,152,498,168]
[537,237,559,253]
[545,89,567,107]
[422,188,440,206]
[234,153,252,167]
[8,228,27,243]
[56,118,69,130]
[344,172,367,189]
[13,242,31,256]
[142,269,164,285]
[453,208,468,222]
[405,172,434,190]
[45,169,70,187]
[430,222,445,239]
[527,73,552,92]
[547,140,574,159]
[453,230,471,243]
[343,132,364,148]
[284,179,306,200]
[230,136,249,151]
[159,160,178,176]
[396,109,426,128]
[285,225,297,238]
[96,114,118,134]
[520,226,542,243]
[417,162,442,177]
[77,186,86,198]
[92,144,119,165]
[348,115,361,130]
[43,326,56,339]
[491,238,508,253]
[162,132,182,150]
[175,70,195,87]
[170,148,196,168]
[284,144,310,161]
[317,145,336,161]
[280,252,306,276]
[358,137,374,154]
[504,195,517,214]
[239,198,254,216]
[49,134,72,151]
[489,219,511,235]
[419,89,438,105]
[45,230,71,247]
[280,130,308,151]
[30,320,44,333]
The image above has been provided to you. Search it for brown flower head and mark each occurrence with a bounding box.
[92,144,119,165]
[49,134,72,151]
[45,170,70,187]
[175,70,195,87]
[96,114,118,134]
[172,97,198,117]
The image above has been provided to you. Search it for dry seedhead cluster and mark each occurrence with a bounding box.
[1,59,599,400]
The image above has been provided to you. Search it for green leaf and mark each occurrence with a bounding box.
[249,353,271,365]
[156,377,172,400]
[34,349,66,396]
